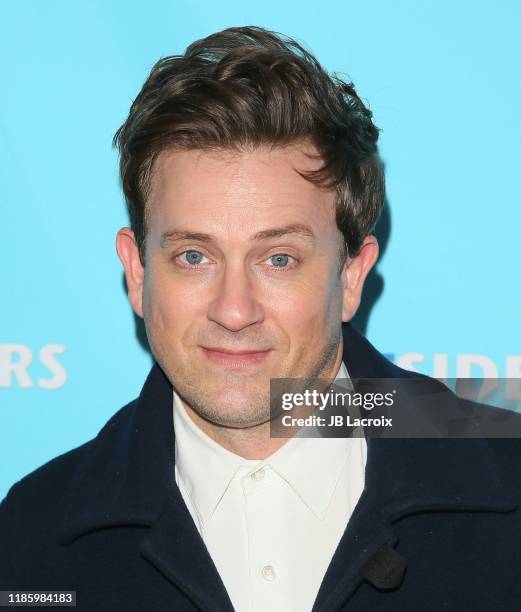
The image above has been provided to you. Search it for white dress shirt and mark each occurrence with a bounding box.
[173,361,367,612]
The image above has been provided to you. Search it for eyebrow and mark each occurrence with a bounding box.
[160,223,317,248]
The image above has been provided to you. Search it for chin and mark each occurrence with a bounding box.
[194,390,270,426]
[217,393,267,414]
[209,412,272,430]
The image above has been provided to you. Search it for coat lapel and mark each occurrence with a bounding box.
[311,324,519,611]
[58,362,235,611]
[140,488,235,612]
[311,491,397,611]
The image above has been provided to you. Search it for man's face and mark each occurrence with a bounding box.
[117,142,377,428]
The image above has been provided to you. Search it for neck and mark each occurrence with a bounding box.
[182,407,290,459]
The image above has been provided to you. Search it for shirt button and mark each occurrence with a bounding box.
[251,467,265,482]
[261,565,276,581]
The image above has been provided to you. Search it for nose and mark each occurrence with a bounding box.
[206,261,265,332]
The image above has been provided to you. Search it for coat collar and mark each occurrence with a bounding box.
[57,323,519,611]
[339,323,519,518]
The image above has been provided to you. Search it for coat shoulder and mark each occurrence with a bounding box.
[0,398,138,584]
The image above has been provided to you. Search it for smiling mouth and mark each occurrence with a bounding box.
[200,347,272,367]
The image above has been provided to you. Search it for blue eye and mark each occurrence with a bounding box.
[182,250,206,265]
[175,250,296,270]
[269,254,291,267]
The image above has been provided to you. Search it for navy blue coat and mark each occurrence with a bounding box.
[1,323,521,611]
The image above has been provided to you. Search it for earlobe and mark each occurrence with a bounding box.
[115,228,145,318]
[341,235,379,322]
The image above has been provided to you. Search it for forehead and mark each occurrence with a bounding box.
[147,143,337,238]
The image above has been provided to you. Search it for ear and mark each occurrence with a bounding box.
[115,228,144,318]
[341,235,379,322]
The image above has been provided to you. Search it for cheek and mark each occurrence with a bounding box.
[142,269,189,348]
[273,275,344,341]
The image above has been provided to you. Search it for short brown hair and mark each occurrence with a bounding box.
[113,25,385,268]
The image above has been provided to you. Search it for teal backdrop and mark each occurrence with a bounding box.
[1,0,520,499]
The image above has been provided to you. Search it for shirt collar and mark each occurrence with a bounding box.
[173,361,363,526]
[173,392,253,529]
